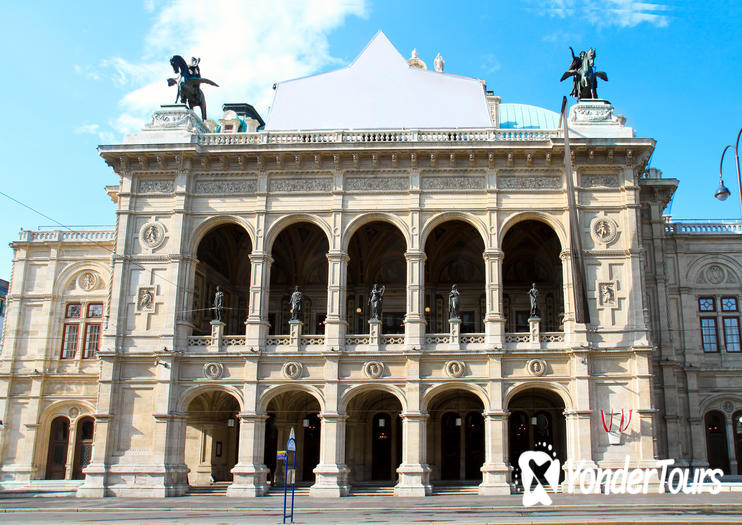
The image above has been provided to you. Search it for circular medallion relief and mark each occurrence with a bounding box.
[68,407,80,419]
[445,360,466,378]
[591,217,618,245]
[527,358,547,377]
[78,272,98,291]
[282,361,303,379]
[139,221,166,250]
[706,265,725,285]
[363,361,384,379]
[203,362,224,380]
[722,400,734,414]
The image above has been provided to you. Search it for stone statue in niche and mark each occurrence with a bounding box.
[529,283,540,318]
[213,286,224,321]
[600,283,616,306]
[290,286,303,322]
[448,284,461,320]
[369,283,385,321]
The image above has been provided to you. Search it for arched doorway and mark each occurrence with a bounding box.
[424,221,485,333]
[184,391,240,485]
[502,220,563,332]
[347,221,407,334]
[72,417,95,479]
[268,223,329,335]
[193,224,252,335]
[427,390,485,483]
[508,388,566,488]
[705,411,730,473]
[263,391,321,486]
[45,416,70,479]
[345,390,403,484]
[735,411,742,475]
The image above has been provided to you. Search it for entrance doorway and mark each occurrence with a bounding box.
[45,416,70,479]
[263,391,322,486]
[72,417,95,479]
[705,411,730,474]
[345,391,403,483]
[428,390,485,482]
[508,389,566,488]
[184,391,240,485]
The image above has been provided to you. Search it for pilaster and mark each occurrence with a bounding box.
[404,250,426,348]
[394,412,432,496]
[246,252,273,349]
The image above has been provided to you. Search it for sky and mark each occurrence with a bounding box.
[1,0,741,278]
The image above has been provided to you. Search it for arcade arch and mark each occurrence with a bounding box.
[347,221,407,334]
[501,220,563,332]
[193,224,253,335]
[345,390,403,483]
[184,391,241,485]
[424,220,485,333]
[267,222,329,335]
[426,389,485,482]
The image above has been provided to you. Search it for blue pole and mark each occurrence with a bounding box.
[290,450,296,522]
[282,455,288,524]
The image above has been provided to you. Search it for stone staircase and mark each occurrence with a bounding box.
[267,482,312,496]
[349,482,395,496]
[188,481,230,495]
[432,482,480,496]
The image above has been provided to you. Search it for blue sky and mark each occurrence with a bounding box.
[1,1,741,278]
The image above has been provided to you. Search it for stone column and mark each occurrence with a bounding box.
[559,250,575,339]
[325,251,349,350]
[479,410,511,495]
[228,413,270,497]
[483,249,504,346]
[404,250,426,348]
[564,410,596,487]
[246,253,273,350]
[726,415,738,475]
[395,412,431,496]
[64,423,78,480]
[310,413,350,497]
[688,416,709,468]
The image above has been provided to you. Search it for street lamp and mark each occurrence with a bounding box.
[715,128,742,213]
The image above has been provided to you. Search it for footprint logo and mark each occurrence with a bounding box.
[518,442,560,506]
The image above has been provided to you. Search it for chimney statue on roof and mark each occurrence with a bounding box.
[408,48,427,70]
[434,53,444,73]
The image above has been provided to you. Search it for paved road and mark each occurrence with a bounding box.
[2,493,742,524]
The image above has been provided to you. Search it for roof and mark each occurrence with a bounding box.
[498,103,560,129]
[264,31,493,131]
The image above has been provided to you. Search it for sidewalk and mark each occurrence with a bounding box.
[1,492,742,524]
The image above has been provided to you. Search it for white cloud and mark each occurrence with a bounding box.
[97,0,367,138]
[482,54,501,73]
[537,0,671,28]
[75,123,115,143]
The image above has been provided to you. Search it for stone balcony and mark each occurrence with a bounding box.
[664,218,742,235]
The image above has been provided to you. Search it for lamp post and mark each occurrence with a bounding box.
[714,128,742,215]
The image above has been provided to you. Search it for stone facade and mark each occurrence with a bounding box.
[1,43,740,497]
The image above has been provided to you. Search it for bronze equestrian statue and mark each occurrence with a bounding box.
[167,56,218,120]
[560,47,608,100]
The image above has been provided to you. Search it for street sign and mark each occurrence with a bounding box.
[283,427,297,524]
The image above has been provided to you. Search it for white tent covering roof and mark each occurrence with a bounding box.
[264,31,494,131]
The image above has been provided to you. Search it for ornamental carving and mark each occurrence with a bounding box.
[570,101,618,124]
[598,281,617,307]
[421,176,485,190]
[138,180,174,194]
[582,174,619,188]
[203,362,224,380]
[77,272,98,291]
[269,178,332,193]
[363,360,384,379]
[139,221,166,250]
[195,179,257,194]
[282,361,303,379]
[137,287,155,313]
[591,217,618,245]
[146,107,208,133]
[345,176,408,191]
[722,401,734,414]
[68,407,80,419]
[445,360,466,378]
[706,264,725,285]
[527,358,547,377]
[498,176,561,190]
